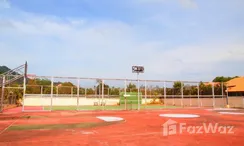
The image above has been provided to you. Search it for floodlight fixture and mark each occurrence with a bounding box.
[132,66,144,73]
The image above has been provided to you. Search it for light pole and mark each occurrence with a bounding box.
[132,66,144,110]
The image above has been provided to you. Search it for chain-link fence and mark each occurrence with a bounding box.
[20,76,242,112]
[1,74,243,112]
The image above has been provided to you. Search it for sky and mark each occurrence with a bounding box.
[0,0,244,82]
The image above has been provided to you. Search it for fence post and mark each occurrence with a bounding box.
[77,79,80,110]
[108,88,109,97]
[71,87,73,97]
[56,86,58,96]
[243,95,244,108]
[221,82,224,107]
[226,82,229,107]
[22,75,26,112]
[137,73,140,110]
[51,77,54,111]
[212,82,215,108]
[197,83,200,107]
[164,82,166,108]
[1,76,5,112]
[41,86,43,96]
[145,81,147,109]
[181,81,184,107]
[124,80,127,110]
[102,80,104,110]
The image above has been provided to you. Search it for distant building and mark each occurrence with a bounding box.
[226,77,244,96]
[203,82,221,86]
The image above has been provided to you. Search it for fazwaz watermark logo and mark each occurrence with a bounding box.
[162,119,235,136]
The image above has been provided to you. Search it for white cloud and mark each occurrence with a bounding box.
[0,6,244,81]
[0,0,10,9]
[178,0,198,9]
[135,0,198,9]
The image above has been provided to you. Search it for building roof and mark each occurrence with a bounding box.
[204,82,221,86]
[226,77,244,92]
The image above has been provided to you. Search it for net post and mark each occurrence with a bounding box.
[77,79,80,111]
[50,77,54,111]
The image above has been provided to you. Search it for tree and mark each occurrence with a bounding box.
[173,81,183,95]
[109,87,120,95]
[212,76,239,82]
[127,83,137,92]
[96,83,110,95]
[199,82,212,96]
[0,66,11,74]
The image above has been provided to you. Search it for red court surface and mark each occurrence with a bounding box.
[1,108,244,146]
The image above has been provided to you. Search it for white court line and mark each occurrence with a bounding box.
[206,108,239,111]
[0,114,26,135]
[219,112,244,115]
[159,114,200,118]
[96,116,124,122]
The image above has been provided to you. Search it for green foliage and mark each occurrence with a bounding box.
[0,66,11,74]
[109,87,120,95]
[127,83,137,92]
[0,84,23,105]
[0,66,19,75]
[86,88,95,95]
[173,81,183,95]
[212,76,239,82]
[199,82,212,95]
[173,81,183,88]
[96,83,110,94]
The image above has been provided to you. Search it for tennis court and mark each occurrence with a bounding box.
[1,108,244,146]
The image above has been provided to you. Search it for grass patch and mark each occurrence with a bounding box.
[8,121,122,131]
[21,115,48,119]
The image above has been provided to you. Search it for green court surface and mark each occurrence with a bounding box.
[44,105,179,111]
[8,122,121,131]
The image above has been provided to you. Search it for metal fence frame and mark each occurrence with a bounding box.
[19,75,231,112]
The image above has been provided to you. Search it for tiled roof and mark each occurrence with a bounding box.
[226,77,244,92]
[204,82,221,86]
